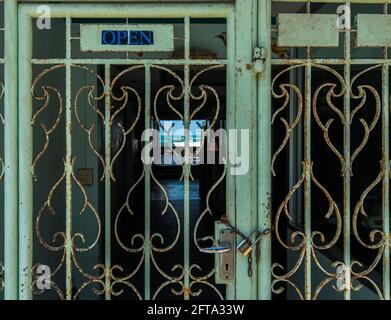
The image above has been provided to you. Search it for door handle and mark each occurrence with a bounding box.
[199,246,232,254]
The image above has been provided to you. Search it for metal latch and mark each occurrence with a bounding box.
[251,47,266,74]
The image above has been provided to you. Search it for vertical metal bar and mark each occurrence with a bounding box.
[65,16,73,300]
[257,0,272,300]
[234,0,256,299]
[18,8,33,300]
[183,16,190,300]
[304,62,312,300]
[144,65,151,300]
[4,0,18,300]
[343,0,351,300]
[104,64,111,300]
[382,2,390,301]
[225,8,236,301]
[382,61,390,301]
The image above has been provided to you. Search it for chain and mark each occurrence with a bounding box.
[255,231,262,263]
[220,216,272,278]
[247,254,253,278]
[220,216,248,241]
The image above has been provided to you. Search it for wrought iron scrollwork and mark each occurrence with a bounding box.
[272,64,345,300]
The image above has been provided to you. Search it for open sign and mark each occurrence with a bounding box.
[102,30,154,46]
[80,24,174,52]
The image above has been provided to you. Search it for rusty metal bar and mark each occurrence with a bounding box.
[343,0,352,300]
[144,65,151,300]
[183,16,191,300]
[22,4,233,19]
[382,62,390,300]
[65,16,73,301]
[304,61,312,300]
[104,63,112,300]
[31,59,228,66]
[4,0,18,300]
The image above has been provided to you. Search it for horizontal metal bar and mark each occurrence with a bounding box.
[31,59,228,65]
[272,58,391,65]
[273,0,391,3]
[20,3,234,18]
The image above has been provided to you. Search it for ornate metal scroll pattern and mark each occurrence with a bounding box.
[73,65,105,181]
[351,161,386,300]
[192,166,226,300]
[272,65,344,299]
[190,65,223,158]
[151,65,184,300]
[31,65,64,181]
[350,65,381,176]
[349,65,383,299]
[272,64,304,177]
[191,65,225,300]
[110,65,143,182]
[273,160,342,300]
[312,65,346,176]
[32,65,66,299]
[273,161,307,299]
[71,156,105,300]
[153,65,185,178]
[111,168,145,300]
[73,66,144,299]
[74,65,143,182]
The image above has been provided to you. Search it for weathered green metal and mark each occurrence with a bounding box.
[4,0,19,300]
[65,16,73,301]
[357,15,391,47]
[104,63,112,300]
[144,65,151,300]
[382,1,390,297]
[225,7,236,300]
[257,0,272,301]
[382,62,390,300]
[343,15,352,300]
[183,16,191,300]
[11,0,391,302]
[304,62,312,301]
[234,0,257,300]
[278,14,339,48]
[22,4,233,18]
[18,6,33,300]
[18,1,238,301]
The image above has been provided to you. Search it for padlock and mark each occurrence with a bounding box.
[237,239,253,257]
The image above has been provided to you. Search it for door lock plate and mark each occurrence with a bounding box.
[219,229,235,281]
[214,222,235,284]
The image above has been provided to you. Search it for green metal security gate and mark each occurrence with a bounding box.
[0,0,391,301]
[270,0,391,300]
[15,1,261,300]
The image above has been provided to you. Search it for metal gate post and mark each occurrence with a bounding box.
[18,5,33,300]
[4,0,19,300]
[257,0,272,300]
[234,0,258,299]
